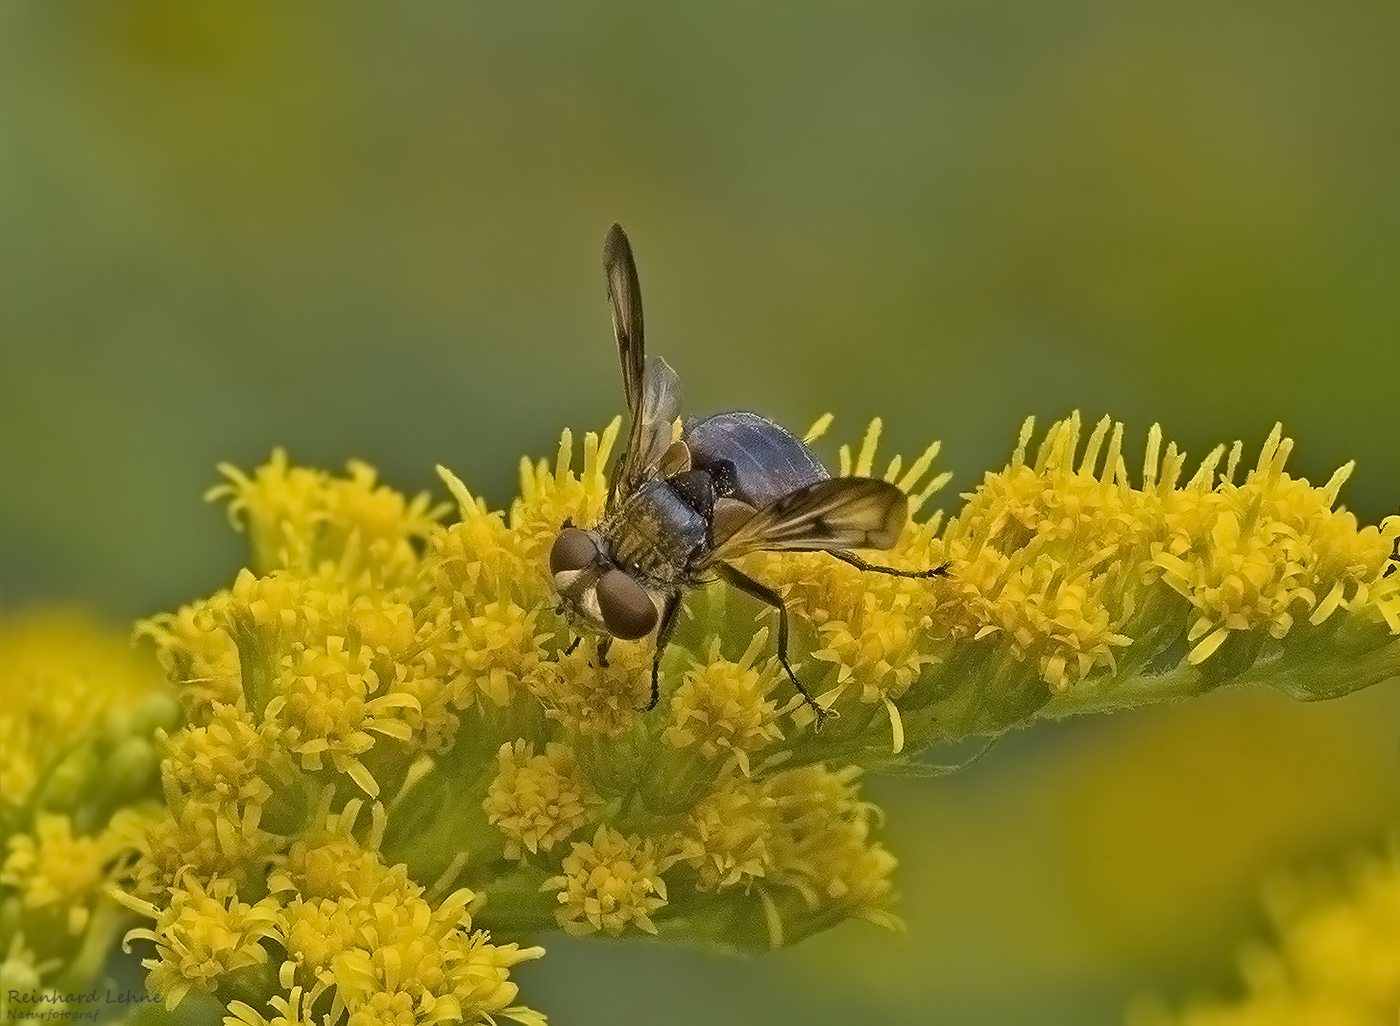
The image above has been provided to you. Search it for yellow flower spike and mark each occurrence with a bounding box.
[920,414,1400,725]
[484,741,601,860]
[116,412,1400,1015]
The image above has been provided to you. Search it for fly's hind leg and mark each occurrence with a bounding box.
[647,591,683,711]
[714,563,832,728]
[828,550,948,579]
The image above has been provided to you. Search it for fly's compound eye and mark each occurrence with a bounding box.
[551,527,599,574]
[596,570,658,640]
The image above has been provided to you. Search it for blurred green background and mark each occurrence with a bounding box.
[3,1,1399,1023]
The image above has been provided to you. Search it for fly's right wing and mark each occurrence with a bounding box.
[702,477,908,565]
[602,224,682,504]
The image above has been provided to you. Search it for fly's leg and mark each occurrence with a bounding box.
[595,636,613,669]
[565,636,581,656]
[648,591,683,711]
[829,550,948,579]
[714,563,831,727]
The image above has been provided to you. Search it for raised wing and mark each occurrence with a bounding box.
[603,224,645,414]
[703,477,908,565]
[603,224,682,502]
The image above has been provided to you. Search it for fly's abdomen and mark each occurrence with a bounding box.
[686,410,829,509]
[602,480,708,586]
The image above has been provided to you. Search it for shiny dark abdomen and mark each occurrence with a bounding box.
[685,410,829,509]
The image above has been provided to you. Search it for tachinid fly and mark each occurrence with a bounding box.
[549,224,942,723]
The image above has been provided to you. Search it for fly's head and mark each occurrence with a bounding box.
[549,525,659,642]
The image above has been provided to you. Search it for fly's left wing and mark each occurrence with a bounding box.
[702,477,908,565]
[602,224,682,503]
[603,223,645,414]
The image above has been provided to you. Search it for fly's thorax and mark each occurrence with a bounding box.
[549,524,661,641]
[601,480,709,589]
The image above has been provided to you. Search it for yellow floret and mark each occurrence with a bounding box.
[664,633,784,773]
[763,765,897,932]
[210,449,446,584]
[120,872,282,1011]
[667,776,774,891]
[542,826,668,936]
[484,740,599,860]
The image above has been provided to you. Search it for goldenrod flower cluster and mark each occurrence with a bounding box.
[115,411,1400,1024]
[1134,843,1400,1026]
[132,453,544,1025]
[0,610,175,1017]
[745,412,1400,758]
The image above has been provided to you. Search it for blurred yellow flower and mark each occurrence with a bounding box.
[0,609,175,814]
[1134,843,1400,1026]
[0,609,175,1005]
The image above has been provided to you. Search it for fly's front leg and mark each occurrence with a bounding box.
[648,591,683,711]
[714,563,831,727]
[595,636,613,669]
[828,550,948,579]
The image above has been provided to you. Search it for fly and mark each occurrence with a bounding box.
[549,224,943,724]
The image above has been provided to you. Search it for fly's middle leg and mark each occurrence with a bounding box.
[714,562,832,728]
